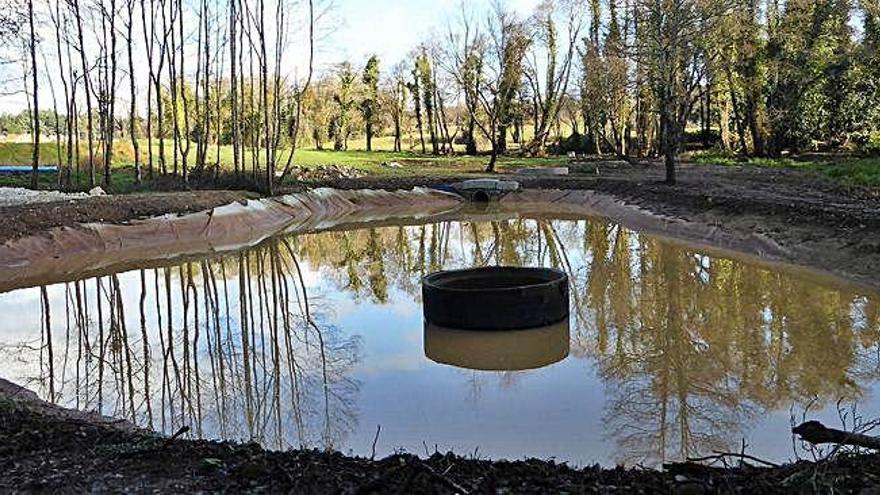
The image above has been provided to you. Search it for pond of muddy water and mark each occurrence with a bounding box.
[1,214,879,467]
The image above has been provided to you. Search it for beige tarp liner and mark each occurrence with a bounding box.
[497,189,790,259]
[0,188,462,292]
[0,186,865,294]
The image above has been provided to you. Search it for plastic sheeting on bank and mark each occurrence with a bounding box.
[0,188,463,292]
[1,186,858,295]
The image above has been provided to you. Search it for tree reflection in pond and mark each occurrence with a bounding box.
[2,217,879,466]
[293,218,880,464]
[4,244,362,452]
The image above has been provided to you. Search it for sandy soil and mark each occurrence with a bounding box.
[0,187,90,207]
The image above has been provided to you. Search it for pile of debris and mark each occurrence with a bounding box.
[284,164,365,181]
[0,186,104,207]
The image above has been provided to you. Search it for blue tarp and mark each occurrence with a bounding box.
[0,166,58,174]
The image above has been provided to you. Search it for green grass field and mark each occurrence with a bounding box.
[2,138,878,193]
[0,139,566,193]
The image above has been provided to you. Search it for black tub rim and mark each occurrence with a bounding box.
[422,266,567,294]
[422,266,570,330]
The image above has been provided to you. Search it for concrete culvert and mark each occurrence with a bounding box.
[452,179,519,202]
[422,266,569,330]
[472,190,490,202]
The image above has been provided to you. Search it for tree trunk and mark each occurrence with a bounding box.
[127,0,141,183]
[105,0,118,188]
[73,0,96,186]
[485,145,498,173]
[465,115,477,155]
[28,0,39,189]
[393,115,401,152]
[664,145,676,184]
[230,0,240,177]
[660,105,676,185]
[412,74,425,153]
[497,125,507,154]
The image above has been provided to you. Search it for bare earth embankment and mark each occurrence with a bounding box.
[2,377,880,493]
[297,161,880,291]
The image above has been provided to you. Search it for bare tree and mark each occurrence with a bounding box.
[522,0,582,155]
[27,0,38,188]
[439,4,482,155]
[468,4,530,171]
[69,0,96,186]
[123,0,140,183]
[636,0,733,184]
[386,62,408,153]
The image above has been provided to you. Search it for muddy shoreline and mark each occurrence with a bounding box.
[2,378,879,494]
[2,162,878,292]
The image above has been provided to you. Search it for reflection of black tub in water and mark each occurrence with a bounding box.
[422,267,569,330]
[424,320,570,371]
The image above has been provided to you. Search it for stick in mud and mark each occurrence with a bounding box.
[792,421,880,451]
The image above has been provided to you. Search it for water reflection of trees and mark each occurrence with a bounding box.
[294,219,880,464]
[20,242,362,451]
[11,218,880,464]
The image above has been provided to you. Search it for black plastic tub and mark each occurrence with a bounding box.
[422,266,569,330]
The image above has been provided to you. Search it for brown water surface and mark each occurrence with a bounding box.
[1,215,878,467]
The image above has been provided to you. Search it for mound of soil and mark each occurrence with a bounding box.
[0,190,257,245]
[2,383,879,494]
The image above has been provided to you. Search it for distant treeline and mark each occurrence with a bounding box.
[3,0,878,189]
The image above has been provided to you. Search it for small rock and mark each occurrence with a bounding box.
[515,167,569,176]
[382,161,403,168]
[88,186,106,196]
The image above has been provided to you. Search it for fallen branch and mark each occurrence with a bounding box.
[792,421,880,450]
[686,451,780,468]
[119,425,191,458]
[418,462,470,494]
[162,426,191,448]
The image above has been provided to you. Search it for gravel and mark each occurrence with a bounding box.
[0,187,90,207]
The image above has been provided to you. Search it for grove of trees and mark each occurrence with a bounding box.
[1,0,878,189]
